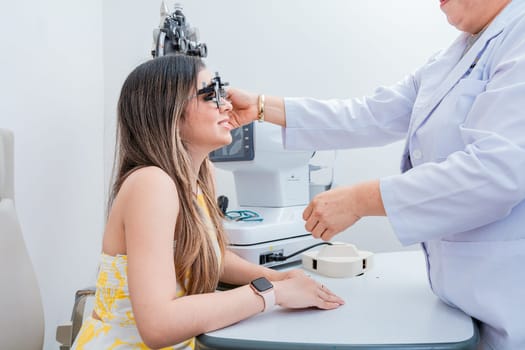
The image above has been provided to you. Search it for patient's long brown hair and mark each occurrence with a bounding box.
[109,55,227,295]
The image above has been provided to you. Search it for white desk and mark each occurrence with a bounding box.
[197,250,478,350]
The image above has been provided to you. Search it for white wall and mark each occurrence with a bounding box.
[0,1,104,349]
[104,0,458,252]
[102,1,162,192]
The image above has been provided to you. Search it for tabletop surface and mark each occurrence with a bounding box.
[198,250,478,350]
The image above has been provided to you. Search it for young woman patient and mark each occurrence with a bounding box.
[72,54,344,350]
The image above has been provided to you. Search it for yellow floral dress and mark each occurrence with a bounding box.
[72,194,220,350]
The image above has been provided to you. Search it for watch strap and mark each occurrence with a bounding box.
[260,286,275,312]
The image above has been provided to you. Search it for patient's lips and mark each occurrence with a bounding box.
[218,118,232,130]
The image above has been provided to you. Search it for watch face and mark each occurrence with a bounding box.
[251,277,273,292]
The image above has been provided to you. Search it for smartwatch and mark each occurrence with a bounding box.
[250,277,275,312]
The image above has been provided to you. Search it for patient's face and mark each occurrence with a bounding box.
[180,69,233,157]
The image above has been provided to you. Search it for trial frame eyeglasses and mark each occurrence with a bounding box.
[189,72,230,109]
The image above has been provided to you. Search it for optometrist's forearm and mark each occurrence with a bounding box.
[263,95,287,127]
[354,179,386,217]
[220,250,282,285]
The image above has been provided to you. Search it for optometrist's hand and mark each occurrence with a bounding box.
[273,274,344,310]
[304,186,360,241]
[226,88,258,128]
[303,180,385,241]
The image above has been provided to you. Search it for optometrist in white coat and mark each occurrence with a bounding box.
[227,0,525,349]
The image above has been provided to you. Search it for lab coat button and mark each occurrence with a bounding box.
[412,150,422,159]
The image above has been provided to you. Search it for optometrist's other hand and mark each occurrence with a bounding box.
[274,275,344,310]
[226,88,258,128]
[303,180,385,241]
[303,186,360,241]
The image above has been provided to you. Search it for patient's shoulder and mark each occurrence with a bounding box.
[126,166,174,184]
[121,166,178,203]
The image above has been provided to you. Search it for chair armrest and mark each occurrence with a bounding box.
[56,287,96,349]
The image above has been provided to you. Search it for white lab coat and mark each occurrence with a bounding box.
[283,1,525,349]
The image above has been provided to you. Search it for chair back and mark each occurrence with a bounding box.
[0,129,45,349]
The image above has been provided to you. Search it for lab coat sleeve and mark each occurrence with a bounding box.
[283,73,420,150]
[381,25,525,245]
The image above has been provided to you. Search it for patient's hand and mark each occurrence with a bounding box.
[273,275,344,310]
[278,269,307,280]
